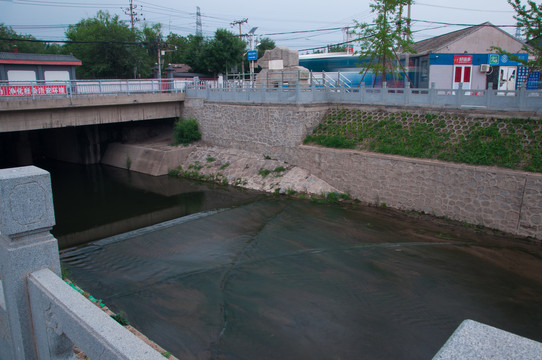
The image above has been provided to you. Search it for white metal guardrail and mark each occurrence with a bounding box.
[186,82,542,112]
[2,77,540,112]
[0,79,200,99]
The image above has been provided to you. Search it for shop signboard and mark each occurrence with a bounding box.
[454,55,473,65]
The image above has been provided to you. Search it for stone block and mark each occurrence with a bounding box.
[0,166,55,238]
[433,320,542,359]
[257,46,300,69]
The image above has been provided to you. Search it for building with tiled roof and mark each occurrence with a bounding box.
[0,51,82,82]
[406,22,536,90]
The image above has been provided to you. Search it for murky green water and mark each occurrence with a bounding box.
[55,163,542,360]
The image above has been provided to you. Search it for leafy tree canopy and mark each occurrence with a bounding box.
[0,23,64,54]
[257,37,275,58]
[181,35,209,74]
[164,33,189,64]
[354,0,414,86]
[328,44,348,53]
[65,11,148,79]
[206,28,246,75]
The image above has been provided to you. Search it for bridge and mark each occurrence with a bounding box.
[0,79,186,133]
[0,79,188,166]
[1,78,541,134]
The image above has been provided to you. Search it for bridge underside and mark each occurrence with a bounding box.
[0,118,176,167]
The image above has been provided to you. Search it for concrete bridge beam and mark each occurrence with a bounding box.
[0,93,185,133]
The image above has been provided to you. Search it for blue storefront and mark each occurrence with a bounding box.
[425,52,539,90]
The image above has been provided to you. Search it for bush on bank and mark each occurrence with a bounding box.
[303,108,542,173]
[173,117,201,145]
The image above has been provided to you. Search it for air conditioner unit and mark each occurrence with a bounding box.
[480,64,491,72]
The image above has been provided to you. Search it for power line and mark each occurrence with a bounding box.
[415,2,514,13]
[8,0,124,8]
[261,26,346,37]
[411,19,517,28]
[0,37,151,46]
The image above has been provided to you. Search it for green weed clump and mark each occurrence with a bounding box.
[173,117,201,145]
[303,135,356,149]
[258,168,271,178]
[111,311,129,326]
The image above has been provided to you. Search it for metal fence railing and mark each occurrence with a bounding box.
[0,78,204,100]
[3,77,541,112]
[186,82,542,112]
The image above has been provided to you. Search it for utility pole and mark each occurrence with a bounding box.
[122,0,144,33]
[231,18,248,77]
[196,7,203,37]
[249,27,258,84]
[404,1,412,87]
[157,39,162,80]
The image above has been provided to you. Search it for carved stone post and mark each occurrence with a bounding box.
[0,166,73,359]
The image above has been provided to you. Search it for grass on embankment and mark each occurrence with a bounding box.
[303,109,542,173]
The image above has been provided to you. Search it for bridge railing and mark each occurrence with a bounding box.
[186,82,542,112]
[0,78,198,99]
[0,166,165,360]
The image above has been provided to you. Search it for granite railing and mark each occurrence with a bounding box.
[186,82,542,112]
[0,166,164,360]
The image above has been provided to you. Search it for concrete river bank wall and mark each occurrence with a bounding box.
[179,99,542,240]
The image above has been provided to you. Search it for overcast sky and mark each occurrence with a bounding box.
[1,0,520,52]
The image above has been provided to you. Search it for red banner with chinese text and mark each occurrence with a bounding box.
[0,85,67,96]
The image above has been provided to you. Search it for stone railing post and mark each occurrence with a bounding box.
[429,82,436,106]
[404,81,411,106]
[0,166,73,360]
[519,83,526,111]
[457,82,464,108]
[486,82,493,109]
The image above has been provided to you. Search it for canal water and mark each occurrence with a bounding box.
[53,163,542,360]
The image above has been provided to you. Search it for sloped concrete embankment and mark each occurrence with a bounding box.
[102,143,338,196]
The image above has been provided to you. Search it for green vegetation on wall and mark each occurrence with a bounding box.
[304,108,542,172]
[173,117,202,145]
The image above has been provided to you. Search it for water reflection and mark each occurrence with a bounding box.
[43,162,264,248]
[61,196,542,360]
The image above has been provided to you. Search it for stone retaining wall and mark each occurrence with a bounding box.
[181,101,542,240]
[182,99,328,162]
[295,145,542,240]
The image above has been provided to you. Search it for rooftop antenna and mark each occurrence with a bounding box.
[196,7,203,37]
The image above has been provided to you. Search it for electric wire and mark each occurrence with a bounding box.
[415,2,514,13]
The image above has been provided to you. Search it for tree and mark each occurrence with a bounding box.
[164,33,189,64]
[64,11,148,79]
[181,35,209,74]
[0,23,62,54]
[206,29,246,75]
[354,0,414,87]
[492,0,541,76]
[328,44,348,53]
[140,23,163,77]
[257,37,275,58]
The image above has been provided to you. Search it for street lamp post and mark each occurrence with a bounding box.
[248,27,258,85]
